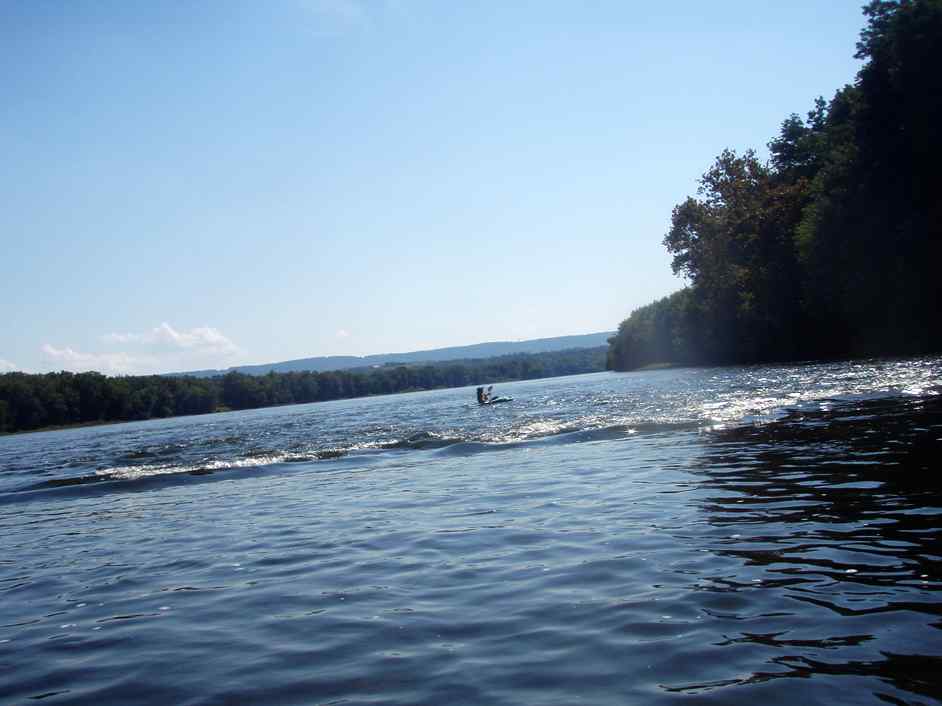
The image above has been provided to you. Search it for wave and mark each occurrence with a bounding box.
[380,431,466,450]
[1,418,710,504]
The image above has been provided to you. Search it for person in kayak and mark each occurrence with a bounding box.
[476,386,492,404]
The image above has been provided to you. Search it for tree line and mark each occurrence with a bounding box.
[0,347,606,434]
[609,0,941,371]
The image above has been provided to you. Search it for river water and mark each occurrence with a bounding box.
[1,358,940,705]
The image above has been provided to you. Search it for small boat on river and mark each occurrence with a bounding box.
[476,385,512,405]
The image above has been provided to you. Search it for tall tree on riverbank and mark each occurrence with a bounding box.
[663,149,806,364]
[609,0,942,371]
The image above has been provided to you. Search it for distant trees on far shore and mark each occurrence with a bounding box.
[609,0,941,371]
[0,347,606,434]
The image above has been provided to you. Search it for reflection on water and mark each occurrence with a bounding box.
[680,395,942,702]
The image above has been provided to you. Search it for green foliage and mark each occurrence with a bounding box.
[662,149,804,363]
[0,347,607,434]
[610,0,941,370]
[607,290,699,371]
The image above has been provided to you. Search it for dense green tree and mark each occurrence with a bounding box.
[607,290,700,371]
[662,149,805,363]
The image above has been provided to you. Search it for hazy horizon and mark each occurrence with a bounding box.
[170,329,616,375]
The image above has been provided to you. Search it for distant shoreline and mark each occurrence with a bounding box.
[0,349,608,436]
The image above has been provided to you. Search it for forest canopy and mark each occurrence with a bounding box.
[608,0,941,371]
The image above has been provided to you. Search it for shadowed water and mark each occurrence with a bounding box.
[1,358,940,705]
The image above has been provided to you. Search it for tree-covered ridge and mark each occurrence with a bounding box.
[609,0,941,371]
[0,347,606,434]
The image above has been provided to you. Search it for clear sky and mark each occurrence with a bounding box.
[2,0,866,375]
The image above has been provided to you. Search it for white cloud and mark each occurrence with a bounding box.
[296,0,413,37]
[335,329,351,339]
[102,323,239,356]
[299,0,369,32]
[41,345,145,375]
[0,358,18,373]
[42,323,243,375]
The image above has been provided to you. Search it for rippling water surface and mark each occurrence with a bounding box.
[2,358,940,705]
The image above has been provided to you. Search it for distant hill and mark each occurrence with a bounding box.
[173,332,614,377]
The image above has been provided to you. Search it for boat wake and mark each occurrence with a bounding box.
[2,417,708,503]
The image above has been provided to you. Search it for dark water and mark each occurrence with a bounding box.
[1,358,940,705]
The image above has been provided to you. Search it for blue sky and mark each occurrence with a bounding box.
[1,0,865,375]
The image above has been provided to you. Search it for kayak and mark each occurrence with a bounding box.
[481,396,512,405]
